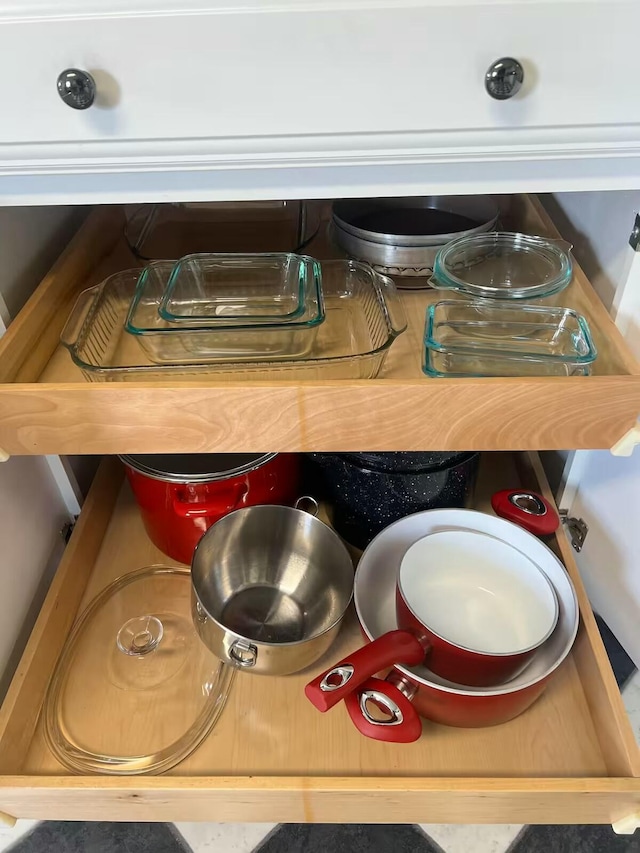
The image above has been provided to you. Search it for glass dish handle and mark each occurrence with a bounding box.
[376,275,408,335]
[60,286,101,347]
[551,239,573,255]
[427,273,456,291]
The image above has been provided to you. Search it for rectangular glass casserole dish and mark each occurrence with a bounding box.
[60,261,407,382]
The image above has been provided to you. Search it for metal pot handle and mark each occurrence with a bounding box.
[294,495,319,517]
[304,629,425,712]
[344,676,422,743]
[172,483,248,518]
[229,639,258,668]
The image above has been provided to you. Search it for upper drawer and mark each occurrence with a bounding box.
[1,1,639,146]
[0,194,639,456]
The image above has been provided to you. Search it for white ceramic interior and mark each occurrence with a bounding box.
[354,509,579,696]
[398,530,559,655]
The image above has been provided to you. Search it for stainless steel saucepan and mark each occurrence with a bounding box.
[191,498,354,675]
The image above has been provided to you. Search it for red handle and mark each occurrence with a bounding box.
[172,483,248,519]
[491,489,559,537]
[304,630,426,712]
[344,677,422,743]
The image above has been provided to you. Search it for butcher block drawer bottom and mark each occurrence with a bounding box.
[0,452,637,826]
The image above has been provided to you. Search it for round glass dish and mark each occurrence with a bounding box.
[430,232,573,300]
[44,566,235,775]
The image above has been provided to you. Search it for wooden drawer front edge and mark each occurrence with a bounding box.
[0,778,638,825]
[1,377,640,455]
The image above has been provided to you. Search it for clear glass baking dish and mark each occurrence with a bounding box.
[425,301,597,364]
[159,252,317,323]
[123,258,323,362]
[423,347,591,378]
[429,232,573,300]
[60,261,407,382]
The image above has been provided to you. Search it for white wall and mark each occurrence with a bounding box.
[0,205,85,694]
[0,457,70,696]
[0,205,86,319]
[542,191,640,312]
[540,191,640,502]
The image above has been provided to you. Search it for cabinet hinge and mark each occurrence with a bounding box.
[559,510,589,552]
[60,519,76,544]
[629,213,640,251]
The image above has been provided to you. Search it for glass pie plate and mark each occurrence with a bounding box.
[61,260,407,382]
[43,566,235,775]
[158,252,319,323]
[424,301,597,364]
[125,257,324,362]
[429,232,574,300]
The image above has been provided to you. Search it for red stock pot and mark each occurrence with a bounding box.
[120,453,300,564]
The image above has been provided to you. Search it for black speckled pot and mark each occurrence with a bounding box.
[305,452,480,550]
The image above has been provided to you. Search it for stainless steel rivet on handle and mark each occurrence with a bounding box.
[57,68,96,109]
[509,492,547,516]
[229,639,258,668]
[359,689,404,727]
[485,57,524,100]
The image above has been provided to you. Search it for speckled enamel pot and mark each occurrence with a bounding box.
[305,452,480,550]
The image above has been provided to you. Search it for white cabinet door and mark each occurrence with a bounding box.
[562,449,640,669]
[555,198,640,668]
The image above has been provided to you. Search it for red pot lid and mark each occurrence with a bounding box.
[491,490,559,537]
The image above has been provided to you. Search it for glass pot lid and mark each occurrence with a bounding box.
[44,566,235,775]
[430,232,573,299]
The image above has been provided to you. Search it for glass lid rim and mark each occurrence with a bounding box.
[43,565,233,775]
[434,231,573,293]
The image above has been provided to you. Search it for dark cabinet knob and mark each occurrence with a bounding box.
[485,57,524,100]
[57,68,96,110]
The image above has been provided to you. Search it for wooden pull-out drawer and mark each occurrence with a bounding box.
[0,451,637,826]
[0,195,638,455]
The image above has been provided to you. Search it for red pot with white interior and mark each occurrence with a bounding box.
[120,453,300,564]
[305,509,578,743]
[307,529,558,702]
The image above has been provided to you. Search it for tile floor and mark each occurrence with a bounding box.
[1,626,639,853]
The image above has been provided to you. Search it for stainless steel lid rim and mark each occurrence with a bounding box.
[332,196,500,248]
[119,452,278,483]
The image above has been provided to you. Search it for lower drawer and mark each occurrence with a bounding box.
[0,453,638,826]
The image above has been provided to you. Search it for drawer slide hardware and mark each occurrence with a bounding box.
[60,521,76,544]
[559,510,589,552]
[629,213,640,251]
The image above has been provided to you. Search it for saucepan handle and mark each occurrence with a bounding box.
[344,676,422,743]
[304,630,425,712]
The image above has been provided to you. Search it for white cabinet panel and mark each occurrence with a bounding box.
[0,456,70,695]
[566,450,640,670]
[1,3,638,145]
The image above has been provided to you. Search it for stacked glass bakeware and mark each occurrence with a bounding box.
[425,233,597,377]
[61,255,407,382]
